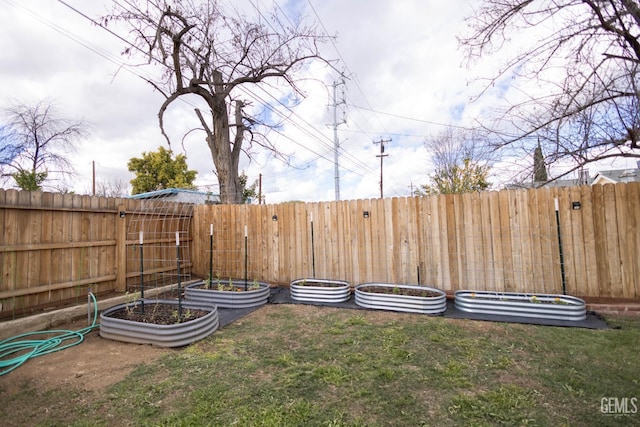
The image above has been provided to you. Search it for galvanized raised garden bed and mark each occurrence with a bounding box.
[185,280,271,309]
[355,283,447,314]
[99,299,219,348]
[454,290,586,321]
[289,278,351,303]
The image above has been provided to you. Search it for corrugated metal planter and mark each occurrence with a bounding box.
[185,280,270,309]
[99,299,219,348]
[454,290,586,321]
[289,278,351,303]
[355,283,447,314]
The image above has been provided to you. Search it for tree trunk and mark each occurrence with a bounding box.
[207,96,242,204]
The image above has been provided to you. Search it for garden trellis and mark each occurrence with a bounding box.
[126,193,196,294]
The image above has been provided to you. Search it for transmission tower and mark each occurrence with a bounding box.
[332,76,346,200]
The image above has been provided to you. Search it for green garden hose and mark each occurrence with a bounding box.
[0,292,99,376]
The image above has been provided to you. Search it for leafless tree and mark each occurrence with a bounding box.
[106,0,333,203]
[0,99,88,191]
[424,127,493,173]
[460,0,640,179]
[416,128,493,194]
[94,178,129,198]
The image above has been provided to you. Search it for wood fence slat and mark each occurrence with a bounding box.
[499,190,515,291]
[413,197,425,285]
[461,193,475,289]
[487,191,504,292]
[579,185,598,297]
[614,184,634,298]
[591,185,610,298]
[430,194,447,289]
[603,185,623,297]
[626,183,640,298]
[361,199,373,283]
[555,188,574,295]
[444,194,458,291]
[526,189,542,293]
[370,198,385,283]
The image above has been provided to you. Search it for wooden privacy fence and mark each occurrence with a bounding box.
[0,190,191,319]
[193,183,640,300]
[1,183,638,319]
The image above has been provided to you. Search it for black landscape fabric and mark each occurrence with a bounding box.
[263,287,609,330]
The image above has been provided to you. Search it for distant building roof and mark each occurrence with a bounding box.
[592,169,640,185]
[131,188,221,204]
[507,167,640,189]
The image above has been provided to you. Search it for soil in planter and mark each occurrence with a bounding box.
[105,303,210,325]
[468,294,572,305]
[296,281,345,287]
[359,286,441,298]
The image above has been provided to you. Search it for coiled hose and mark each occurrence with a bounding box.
[0,292,99,376]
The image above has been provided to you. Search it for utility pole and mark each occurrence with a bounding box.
[258,173,262,205]
[374,138,391,198]
[332,76,346,200]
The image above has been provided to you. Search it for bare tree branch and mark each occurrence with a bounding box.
[460,0,640,180]
[0,99,88,191]
[106,0,333,203]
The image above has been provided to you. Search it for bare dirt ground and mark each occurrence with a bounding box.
[0,317,172,394]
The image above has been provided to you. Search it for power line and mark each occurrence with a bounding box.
[25,0,391,199]
[349,103,474,130]
[52,0,376,178]
[306,0,392,139]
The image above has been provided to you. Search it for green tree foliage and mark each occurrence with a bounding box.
[533,143,547,183]
[416,128,492,196]
[128,146,197,195]
[12,170,47,191]
[239,171,258,203]
[416,158,490,195]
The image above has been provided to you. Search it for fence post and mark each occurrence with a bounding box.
[115,203,127,292]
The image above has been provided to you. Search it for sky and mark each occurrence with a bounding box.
[1,0,635,203]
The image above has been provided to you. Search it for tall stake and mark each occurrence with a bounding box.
[554,198,567,295]
[176,232,182,319]
[244,225,248,291]
[310,212,316,278]
[209,224,213,289]
[139,231,144,314]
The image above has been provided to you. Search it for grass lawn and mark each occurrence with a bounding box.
[2,304,639,426]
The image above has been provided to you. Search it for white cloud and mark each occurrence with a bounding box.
[4,0,627,202]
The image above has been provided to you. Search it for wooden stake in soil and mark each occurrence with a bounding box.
[176,232,182,319]
[140,231,144,314]
[209,224,213,290]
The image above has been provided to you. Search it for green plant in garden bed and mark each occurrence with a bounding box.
[1,307,639,427]
[359,284,442,298]
[206,277,261,291]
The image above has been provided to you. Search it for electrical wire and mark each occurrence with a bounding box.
[0,292,99,376]
[55,0,372,176]
[19,0,410,197]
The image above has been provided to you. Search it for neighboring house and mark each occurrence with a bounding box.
[591,168,640,185]
[507,165,640,189]
[130,188,221,204]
